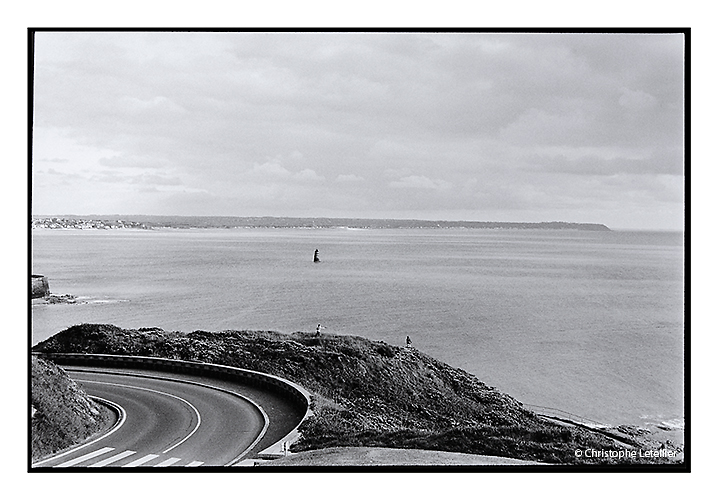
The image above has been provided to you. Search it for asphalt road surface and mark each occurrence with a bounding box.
[33,367,267,468]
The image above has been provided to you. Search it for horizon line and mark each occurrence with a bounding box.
[31,213,610,224]
[30,214,690,232]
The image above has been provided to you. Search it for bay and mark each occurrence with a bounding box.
[31,227,684,429]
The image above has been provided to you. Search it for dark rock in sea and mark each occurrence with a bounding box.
[45,294,78,304]
[31,275,50,299]
[31,275,78,304]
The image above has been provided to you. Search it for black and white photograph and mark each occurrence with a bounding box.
[28,29,687,474]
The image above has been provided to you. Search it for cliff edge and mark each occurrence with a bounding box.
[34,324,680,465]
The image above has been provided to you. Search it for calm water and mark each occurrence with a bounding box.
[31,228,684,428]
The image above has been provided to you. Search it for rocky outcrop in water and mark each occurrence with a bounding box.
[31,275,79,304]
[31,275,50,299]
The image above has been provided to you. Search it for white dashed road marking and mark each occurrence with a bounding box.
[122,454,160,467]
[88,449,137,467]
[53,447,114,468]
[154,457,183,467]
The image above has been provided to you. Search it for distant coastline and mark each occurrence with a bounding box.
[31,215,611,231]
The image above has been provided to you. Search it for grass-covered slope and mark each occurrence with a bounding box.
[33,324,672,465]
[31,355,113,461]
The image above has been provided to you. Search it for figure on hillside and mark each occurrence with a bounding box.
[316,324,322,335]
[406,336,412,347]
[313,249,320,263]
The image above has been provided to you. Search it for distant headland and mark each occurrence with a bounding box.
[32,215,610,231]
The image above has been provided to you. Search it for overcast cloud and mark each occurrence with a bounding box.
[32,31,685,230]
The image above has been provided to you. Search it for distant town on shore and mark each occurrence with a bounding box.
[31,215,611,231]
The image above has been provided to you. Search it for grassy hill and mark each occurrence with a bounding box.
[31,355,114,461]
[33,323,678,465]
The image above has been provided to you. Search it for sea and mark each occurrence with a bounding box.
[31,227,685,431]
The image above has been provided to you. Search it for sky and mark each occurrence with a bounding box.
[31,31,685,230]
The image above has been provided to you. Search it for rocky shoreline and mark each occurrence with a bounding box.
[31,275,81,304]
[33,294,80,305]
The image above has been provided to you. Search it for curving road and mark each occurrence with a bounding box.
[33,367,267,468]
